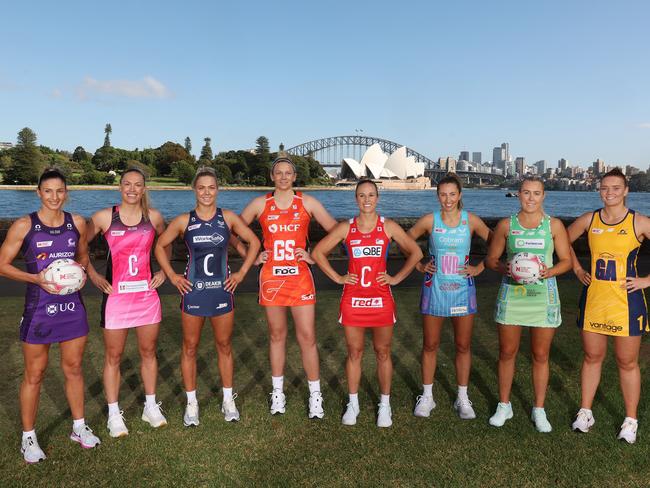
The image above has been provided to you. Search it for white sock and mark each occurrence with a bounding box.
[422,384,433,397]
[624,416,638,424]
[223,387,233,401]
[145,394,157,408]
[457,385,468,400]
[22,430,36,442]
[272,375,284,391]
[186,390,197,404]
[108,402,120,416]
[380,394,390,406]
[349,393,359,409]
[532,407,546,414]
[579,407,592,415]
[308,380,321,394]
[72,418,85,433]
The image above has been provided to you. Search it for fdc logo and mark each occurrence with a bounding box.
[273,266,298,276]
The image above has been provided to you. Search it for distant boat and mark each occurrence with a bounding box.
[505,192,517,197]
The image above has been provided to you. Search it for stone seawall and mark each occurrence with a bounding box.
[1,217,648,261]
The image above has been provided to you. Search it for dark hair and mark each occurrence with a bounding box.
[192,166,218,188]
[519,175,545,191]
[437,173,463,210]
[120,167,150,221]
[600,167,627,187]
[38,168,67,189]
[355,178,378,195]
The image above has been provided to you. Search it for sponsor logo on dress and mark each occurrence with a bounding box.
[48,251,75,259]
[511,230,525,235]
[216,303,228,309]
[350,239,361,245]
[450,306,468,314]
[36,253,47,260]
[351,297,383,308]
[128,226,138,231]
[352,246,382,258]
[439,282,461,291]
[193,234,225,245]
[589,321,622,333]
[195,280,222,290]
[37,241,53,248]
[186,304,200,310]
[216,220,225,228]
[301,293,314,301]
[273,266,299,276]
[618,229,627,235]
[591,228,604,234]
[515,238,544,249]
[268,223,301,233]
[46,302,76,316]
[111,230,126,236]
[376,239,384,245]
[67,238,76,247]
[267,215,279,221]
[117,280,149,294]
[66,223,73,230]
[606,228,615,232]
[34,224,41,231]
[293,212,301,219]
[188,223,201,231]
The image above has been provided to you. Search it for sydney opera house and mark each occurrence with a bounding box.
[340,143,426,180]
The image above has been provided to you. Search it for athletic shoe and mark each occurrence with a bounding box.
[142,401,168,428]
[70,425,101,448]
[222,393,240,422]
[531,408,552,433]
[107,411,129,438]
[377,403,393,428]
[21,436,46,464]
[341,402,360,426]
[183,401,200,427]
[617,419,638,444]
[269,389,286,415]
[454,397,477,420]
[308,391,325,419]
[572,408,595,433]
[413,395,436,418]
[489,402,513,427]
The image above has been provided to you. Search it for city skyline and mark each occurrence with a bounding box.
[1,0,649,167]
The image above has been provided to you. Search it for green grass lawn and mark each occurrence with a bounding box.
[1,282,649,487]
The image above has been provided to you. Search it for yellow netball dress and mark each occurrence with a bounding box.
[578,209,648,336]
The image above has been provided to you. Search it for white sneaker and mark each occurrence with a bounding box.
[183,401,200,427]
[617,418,638,444]
[269,389,286,415]
[308,391,325,419]
[142,401,168,428]
[377,403,392,428]
[70,425,101,448]
[572,408,595,433]
[531,408,552,433]
[21,436,46,464]
[107,411,129,438]
[489,402,513,427]
[222,393,240,422]
[454,397,476,420]
[342,402,360,426]
[413,395,436,418]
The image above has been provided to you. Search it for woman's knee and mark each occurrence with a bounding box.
[423,339,440,354]
[347,347,364,362]
[374,345,391,363]
[24,366,47,386]
[215,338,232,356]
[499,345,518,362]
[531,349,549,365]
[455,339,471,356]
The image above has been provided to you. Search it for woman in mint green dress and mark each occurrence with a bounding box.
[485,176,572,432]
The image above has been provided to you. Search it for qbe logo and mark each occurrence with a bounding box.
[352,246,382,258]
[273,266,298,276]
[351,297,383,308]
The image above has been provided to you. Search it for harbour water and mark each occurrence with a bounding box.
[0,188,648,220]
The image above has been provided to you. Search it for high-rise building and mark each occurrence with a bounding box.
[492,146,505,169]
[515,157,526,176]
[593,159,605,175]
[501,143,510,162]
[558,158,568,171]
[459,151,470,162]
[535,160,547,175]
[472,152,482,165]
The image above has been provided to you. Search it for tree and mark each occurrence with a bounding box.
[155,141,191,176]
[171,160,196,184]
[629,173,650,192]
[200,137,213,162]
[256,136,270,163]
[184,137,192,155]
[72,146,91,163]
[214,164,233,184]
[5,127,43,184]
[279,142,285,152]
[92,145,119,172]
[104,123,112,147]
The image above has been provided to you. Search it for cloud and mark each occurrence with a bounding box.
[637,122,650,129]
[76,75,172,100]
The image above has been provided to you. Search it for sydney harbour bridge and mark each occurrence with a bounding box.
[285,135,503,184]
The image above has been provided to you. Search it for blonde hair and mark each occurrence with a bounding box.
[192,166,218,188]
[120,167,150,222]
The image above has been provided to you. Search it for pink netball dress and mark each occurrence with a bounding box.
[100,206,162,329]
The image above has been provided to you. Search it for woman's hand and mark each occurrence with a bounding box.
[626,275,650,293]
[295,248,315,265]
[574,267,591,286]
[36,269,58,294]
[254,251,269,266]
[336,273,358,285]
[88,268,113,294]
[225,270,245,293]
[376,272,398,286]
[150,270,166,289]
[170,273,193,295]
[416,259,436,274]
[458,264,480,277]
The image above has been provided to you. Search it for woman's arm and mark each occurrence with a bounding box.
[148,209,168,289]
[407,214,434,274]
[626,213,650,292]
[541,218,572,278]
[566,212,593,286]
[304,195,337,232]
[380,219,423,286]
[223,210,261,293]
[86,208,113,294]
[72,214,90,270]
[0,217,51,289]
[154,214,191,295]
[485,218,510,276]
[311,222,356,285]
[461,213,493,277]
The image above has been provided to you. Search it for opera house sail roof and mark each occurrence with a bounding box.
[341,143,425,180]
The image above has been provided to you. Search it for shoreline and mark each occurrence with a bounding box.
[0,184,439,191]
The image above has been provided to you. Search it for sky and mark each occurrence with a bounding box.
[1,0,649,168]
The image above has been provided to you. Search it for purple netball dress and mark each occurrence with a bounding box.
[19,212,89,344]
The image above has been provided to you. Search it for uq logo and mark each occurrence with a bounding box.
[439,254,459,275]
[595,259,616,281]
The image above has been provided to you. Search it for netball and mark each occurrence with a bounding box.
[509,252,542,284]
[43,258,86,295]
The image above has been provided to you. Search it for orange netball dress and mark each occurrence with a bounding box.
[258,192,316,306]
